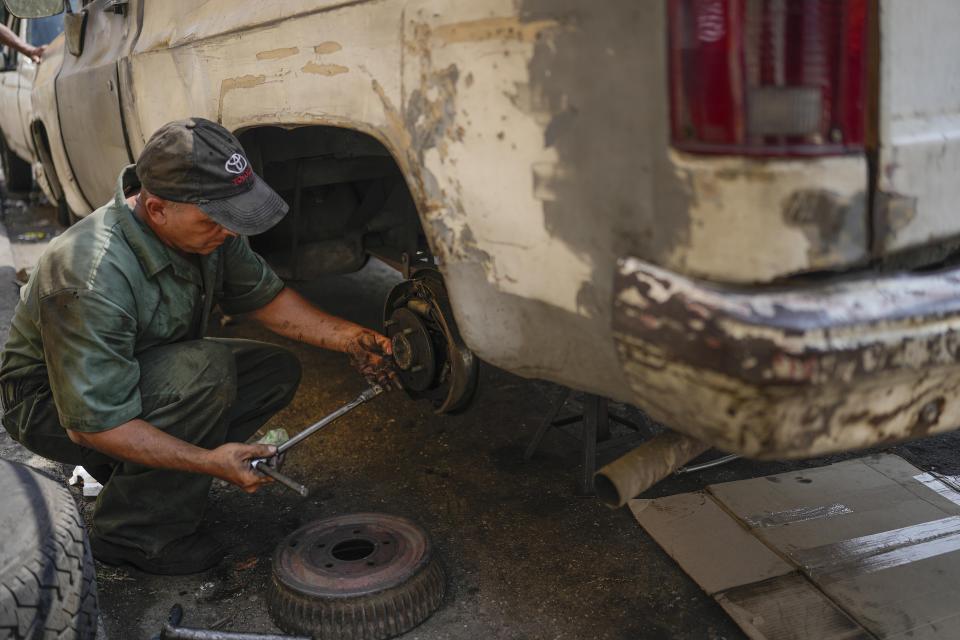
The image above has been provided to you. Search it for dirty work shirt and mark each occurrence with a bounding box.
[0,165,285,432]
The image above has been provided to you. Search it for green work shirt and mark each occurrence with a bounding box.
[0,166,285,432]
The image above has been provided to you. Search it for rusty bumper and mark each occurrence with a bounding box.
[613,257,960,459]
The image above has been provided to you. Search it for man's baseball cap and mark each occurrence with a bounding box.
[136,118,288,235]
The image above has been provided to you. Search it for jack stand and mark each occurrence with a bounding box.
[525,388,646,496]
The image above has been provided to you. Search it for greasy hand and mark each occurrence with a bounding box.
[206,443,277,494]
[345,329,401,390]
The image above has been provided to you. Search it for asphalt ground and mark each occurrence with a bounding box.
[3,189,960,639]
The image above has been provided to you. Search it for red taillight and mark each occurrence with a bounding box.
[669,0,869,156]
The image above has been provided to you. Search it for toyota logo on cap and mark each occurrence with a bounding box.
[225,153,249,175]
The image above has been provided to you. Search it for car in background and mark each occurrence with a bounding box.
[10,0,960,462]
[0,5,61,194]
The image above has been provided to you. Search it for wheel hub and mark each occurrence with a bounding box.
[392,333,415,371]
[383,269,479,413]
[387,307,436,391]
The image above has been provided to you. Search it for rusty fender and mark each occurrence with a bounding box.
[595,431,709,508]
[613,257,960,459]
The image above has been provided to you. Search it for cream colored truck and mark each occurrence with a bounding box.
[0,6,61,192]
[11,0,960,460]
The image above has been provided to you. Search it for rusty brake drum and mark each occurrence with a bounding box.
[268,513,445,640]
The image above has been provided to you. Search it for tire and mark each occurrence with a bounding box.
[56,198,78,228]
[268,513,445,640]
[0,460,99,640]
[0,140,33,193]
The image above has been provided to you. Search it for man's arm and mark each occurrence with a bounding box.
[0,23,44,63]
[67,419,276,494]
[250,287,400,388]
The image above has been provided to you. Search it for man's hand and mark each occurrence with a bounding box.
[68,419,278,494]
[27,44,45,64]
[0,24,44,64]
[204,443,278,494]
[345,328,401,390]
[251,288,403,389]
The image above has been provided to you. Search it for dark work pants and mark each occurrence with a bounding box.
[1,338,301,556]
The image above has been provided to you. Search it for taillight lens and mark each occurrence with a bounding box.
[669,0,869,156]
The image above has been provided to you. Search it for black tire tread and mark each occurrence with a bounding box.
[0,140,32,193]
[56,198,75,228]
[0,463,98,640]
[268,555,445,640]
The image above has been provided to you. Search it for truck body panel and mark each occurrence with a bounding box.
[875,0,960,258]
[20,0,960,457]
[0,15,33,161]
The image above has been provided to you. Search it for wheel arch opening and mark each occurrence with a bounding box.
[236,125,434,280]
[238,124,479,413]
[30,119,64,202]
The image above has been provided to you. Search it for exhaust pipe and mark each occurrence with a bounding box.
[594,431,709,508]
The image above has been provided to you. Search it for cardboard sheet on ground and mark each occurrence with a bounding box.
[631,454,960,639]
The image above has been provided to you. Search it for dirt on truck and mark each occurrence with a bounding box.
[4,0,960,460]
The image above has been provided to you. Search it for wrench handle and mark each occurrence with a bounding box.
[248,385,383,498]
[276,385,384,456]
[251,459,309,497]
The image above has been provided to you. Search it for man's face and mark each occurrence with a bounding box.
[145,197,238,255]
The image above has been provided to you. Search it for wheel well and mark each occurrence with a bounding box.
[30,120,64,201]
[237,126,431,279]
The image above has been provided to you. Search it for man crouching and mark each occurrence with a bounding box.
[0,118,398,575]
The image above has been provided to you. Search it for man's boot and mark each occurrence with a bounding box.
[89,531,226,575]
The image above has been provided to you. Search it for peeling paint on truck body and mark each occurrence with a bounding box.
[613,258,960,459]
[27,0,960,457]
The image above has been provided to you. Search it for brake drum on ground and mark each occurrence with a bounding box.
[268,513,445,640]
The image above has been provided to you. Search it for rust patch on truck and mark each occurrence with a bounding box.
[256,47,299,60]
[616,262,960,385]
[371,20,466,178]
[781,189,867,267]
[367,17,471,240]
[369,72,454,262]
[406,64,460,161]
[403,22,471,165]
[612,257,960,458]
[373,14,571,282]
